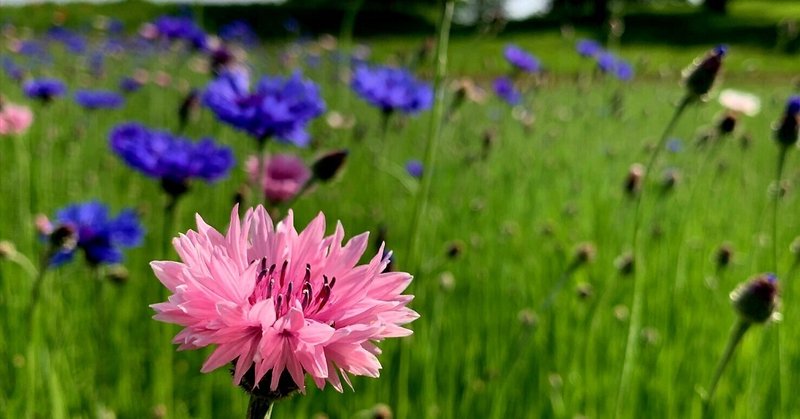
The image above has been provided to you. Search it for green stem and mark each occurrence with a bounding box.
[772,145,788,274]
[771,145,788,417]
[404,0,455,270]
[246,396,274,419]
[615,94,691,416]
[539,261,580,312]
[23,248,52,418]
[153,195,179,416]
[703,319,751,413]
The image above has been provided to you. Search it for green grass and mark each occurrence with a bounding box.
[2,16,800,419]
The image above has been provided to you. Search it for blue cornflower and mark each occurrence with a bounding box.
[153,15,208,50]
[74,90,125,110]
[405,159,423,178]
[48,201,143,267]
[596,52,634,81]
[2,57,23,82]
[351,65,433,115]
[88,51,105,78]
[48,27,87,54]
[504,44,540,73]
[203,69,325,146]
[774,96,800,147]
[666,138,684,153]
[576,39,602,57]
[23,78,67,102]
[109,122,235,197]
[615,60,634,81]
[119,77,143,93]
[493,76,522,106]
[17,40,47,57]
[219,20,258,46]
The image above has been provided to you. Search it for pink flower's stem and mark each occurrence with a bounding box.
[247,396,274,419]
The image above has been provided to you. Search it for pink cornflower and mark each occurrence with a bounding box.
[246,154,311,205]
[0,102,33,136]
[151,206,418,393]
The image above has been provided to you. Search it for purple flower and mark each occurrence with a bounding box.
[88,51,105,78]
[153,15,208,50]
[219,20,258,46]
[493,76,521,106]
[47,201,143,267]
[203,69,325,146]
[109,122,235,196]
[576,39,602,57]
[405,159,423,178]
[23,78,67,102]
[119,77,143,93]
[75,90,125,110]
[48,27,87,54]
[596,52,634,81]
[504,44,540,73]
[2,57,24,82]
[351,65,433,115]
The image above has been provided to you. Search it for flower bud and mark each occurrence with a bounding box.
[106,265,129,285]
[716,243,733,268]
[311,149,348,182]
[730,273,778,324]
[774,96,800,147]
[573,242,597,265]
[49,225,77,253]
[717,112,737,135]
[682,45,726,100]
[178,89,200,131]
[624,163,644,197]
[615,252,635,276]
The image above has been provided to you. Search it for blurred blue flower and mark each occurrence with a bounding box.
[48,27,87,54]
[2,57,24,82]
[17,40,48,57]
[203,69,325,146]
[153,15,208,50]
[283,17,300,34]
[493,76,522,106]
[23,78,67,102]
[109,122,235,195]
[666,138,684,153]
[615,60,634,81]
[405,159,423,178]
[49,201,143,267]
[75,90,124,110]
[576,39,602,57]
[596,52,634,81]
[219,20,258,45]
[119,77,143,93]
[504,44,540,73]
[351,65,433,115]
[88,51,105,78]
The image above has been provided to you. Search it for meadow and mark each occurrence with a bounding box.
[1,3,800,419]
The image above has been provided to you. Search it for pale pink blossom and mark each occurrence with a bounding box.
[151,206,417,393]
[719,89,761,117]
[247,154,311,205]
[0,102,33,135]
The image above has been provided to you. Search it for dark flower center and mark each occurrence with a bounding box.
[248,258,336,318]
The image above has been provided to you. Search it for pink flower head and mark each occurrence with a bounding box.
[246,154,311,204]
[151,206,418,393]
[0,102,33,135]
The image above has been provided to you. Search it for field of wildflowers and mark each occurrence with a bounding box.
[2,2,800,418]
